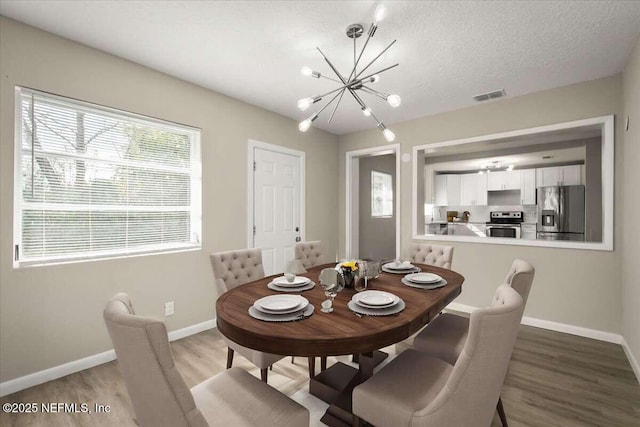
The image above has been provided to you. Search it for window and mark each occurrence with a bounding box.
[371,171,393,217]
[14,87,202,267]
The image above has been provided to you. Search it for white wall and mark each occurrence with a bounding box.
[622,37,640,374]
[339,75,624,334]
[0,17,339,382]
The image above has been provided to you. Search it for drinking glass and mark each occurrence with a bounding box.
[319,268,345,313]
[355,260,369,292]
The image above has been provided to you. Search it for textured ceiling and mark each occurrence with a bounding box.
[1,1,639,135]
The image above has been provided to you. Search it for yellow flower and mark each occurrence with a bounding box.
[341,260,358,271]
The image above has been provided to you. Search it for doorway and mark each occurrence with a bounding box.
[248,140,305,276]
[346,145,400,260]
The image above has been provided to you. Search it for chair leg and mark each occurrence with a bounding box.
[352,414,363,427]
[496,396,508,427]
[269,365,273,371]
[260,368,268,382]
[320,356,327,371]
[291,356,295,364]
[226,348,234,369]
[308,357,316,379]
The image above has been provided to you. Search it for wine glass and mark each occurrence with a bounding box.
[318,268,345,313]
[355,260,369,292]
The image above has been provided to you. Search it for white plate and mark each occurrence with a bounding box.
[348,299,405,316]
[249,304,314,322]
[272,276,311,286]
[381,265,421,274]
[401,277,448,290]
[405,272,443,284]
[254,295,308,313]
[383,262,415,271]
[352,290,399,307]
[268,281,315,292]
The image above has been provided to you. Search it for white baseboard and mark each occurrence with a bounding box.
[446,302,622,343]
[0,319,216,397]
[621,338,640,383]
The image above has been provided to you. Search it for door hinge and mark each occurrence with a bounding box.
[253,225,256,235]
[14,244,19,261]
[253,161,256,171]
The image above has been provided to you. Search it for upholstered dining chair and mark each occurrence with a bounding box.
[353,285,524,427]
[408,243,454,269]
[411,258,535,427]
[103,293,309,427]
[210,248,285,383]
[292,240,326,372]
[293,240,325,274]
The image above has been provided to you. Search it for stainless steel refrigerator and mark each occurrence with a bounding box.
[537,185,585,241]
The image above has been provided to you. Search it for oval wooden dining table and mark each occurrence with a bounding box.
[216,262,465,426]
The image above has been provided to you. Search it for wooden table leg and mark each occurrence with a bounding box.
[308,356,316,379]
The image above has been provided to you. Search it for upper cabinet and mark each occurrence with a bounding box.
[434,174,461,206]
[460,173,488,206]
[487,170,521,191]
[536,165,582,187]
[520,169,536,205]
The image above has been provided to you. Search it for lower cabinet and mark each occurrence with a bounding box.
[521,224,537,240]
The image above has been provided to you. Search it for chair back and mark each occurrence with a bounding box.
[409,243,454,269]
[209,249,265,295]
[504,258,535,306]
[416,285,523,426]
[295,241,325,270]
[103,293,208,427]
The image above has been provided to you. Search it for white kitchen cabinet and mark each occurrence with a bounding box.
[487,170,521,191]
[434,174,460,206]
[536,165,582,187]
[520,169,536,205]
[460,173,488,206]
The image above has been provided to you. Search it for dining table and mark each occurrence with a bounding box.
[216,262,465,427]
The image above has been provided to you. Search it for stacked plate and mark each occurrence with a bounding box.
[401,272,448,290]
[248,295,314,322]
[267,275,315,292]
[348,290,405,316]
[382,261,421,274]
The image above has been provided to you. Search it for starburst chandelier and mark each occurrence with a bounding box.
[297,5,400,142]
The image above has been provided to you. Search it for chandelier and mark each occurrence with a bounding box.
[297,5,400,142]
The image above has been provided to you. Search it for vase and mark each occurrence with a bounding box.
[341,267,356,289]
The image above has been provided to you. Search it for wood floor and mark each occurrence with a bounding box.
[1,325,638,427]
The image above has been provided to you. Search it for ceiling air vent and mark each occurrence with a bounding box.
[473,89,506,102]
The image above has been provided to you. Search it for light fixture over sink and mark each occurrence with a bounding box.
[297,5,401,142]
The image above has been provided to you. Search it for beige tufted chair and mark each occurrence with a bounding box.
[293,240,325,274]
[412,258,535,426]
[103,293,309,427]
[353,285,524,427]
[409,243,454,269]
[210,249,285,383]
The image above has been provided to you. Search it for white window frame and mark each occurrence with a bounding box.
[371,170,393,218]
[13,87,202,268]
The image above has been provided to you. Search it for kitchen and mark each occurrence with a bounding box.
[420,124,605,245]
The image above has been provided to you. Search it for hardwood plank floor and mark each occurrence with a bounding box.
[1,325,638,426]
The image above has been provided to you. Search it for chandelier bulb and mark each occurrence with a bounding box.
[374,5,386,23]
[387,94,402,108]
[297,97,314,111]
[383,128,396,142]
[300,66,313,77]
[362,107,372,117]
[298,119,312,132]
[370,75,380,83]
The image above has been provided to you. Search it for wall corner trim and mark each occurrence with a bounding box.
[0,319,216,397]
[621,337,640,383]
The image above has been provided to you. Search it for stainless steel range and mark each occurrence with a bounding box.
[486,211,523,238]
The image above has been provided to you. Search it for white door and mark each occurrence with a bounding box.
[253,147,301,276]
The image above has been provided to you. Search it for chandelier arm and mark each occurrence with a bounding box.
[328,89,347,123]
[316,47,348,84]
[355,40,397,79]
[361,85,388,100]
[314,90,344,118]
[353,36,357,74]
[346,87,368,110]
[347,23,374,83]
[319,74,343,84]
[358,63,399,83]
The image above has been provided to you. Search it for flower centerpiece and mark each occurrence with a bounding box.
[339,260,359,289]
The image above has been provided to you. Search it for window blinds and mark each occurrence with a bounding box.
[15,88,202,266]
